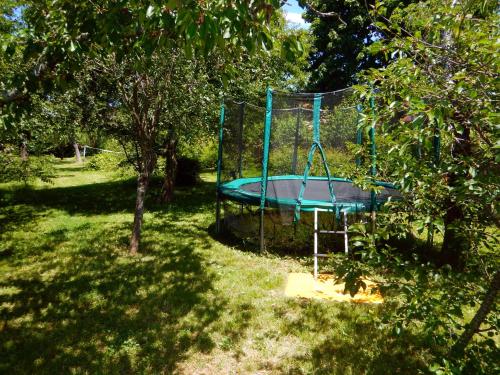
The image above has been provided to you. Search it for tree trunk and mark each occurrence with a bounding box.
[20,141,28,161]
[440,126,472,270]
[130,172,150,255]
[440,202,468,269]
[73,142,82,163]
[160,138,178,203]
[122,72,162,254]
[450,270,500,357]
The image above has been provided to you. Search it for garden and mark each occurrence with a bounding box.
[0,0,498,373]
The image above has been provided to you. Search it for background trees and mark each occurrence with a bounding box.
[300,0,414,90]
[300,0,382,90]
[1,0,306,253]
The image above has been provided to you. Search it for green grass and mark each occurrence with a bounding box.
[0,159,430,374]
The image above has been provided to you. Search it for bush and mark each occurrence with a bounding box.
[180,138,218,170]
[197,139,218,170]
[0,152,56,184]
[267,145,359,179]
[84,153,129,173]
[176,157,200,186]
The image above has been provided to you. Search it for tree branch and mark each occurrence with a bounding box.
[304,3,346,25]
[450,270,500,357]
[0,89,27,108]
[283,1,346,25]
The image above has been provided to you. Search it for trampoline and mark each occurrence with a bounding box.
[215,88,402,277]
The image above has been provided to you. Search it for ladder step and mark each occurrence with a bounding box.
[313,253,329,257]
[318,230,346,234]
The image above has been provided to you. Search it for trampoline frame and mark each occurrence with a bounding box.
[218,175,399,213]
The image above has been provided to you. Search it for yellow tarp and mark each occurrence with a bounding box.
[284,273,383,304]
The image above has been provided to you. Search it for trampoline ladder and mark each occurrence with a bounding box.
[313,208,349,279]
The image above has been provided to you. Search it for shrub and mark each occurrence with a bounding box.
[197,139,218,170]
[0,152,56,185]
[176,157,200,186]
[180,138,218,170]
[84,153,128,172]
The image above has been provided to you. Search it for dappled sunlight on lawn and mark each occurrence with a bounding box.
[0,160,431,374]
[0,214,223,373]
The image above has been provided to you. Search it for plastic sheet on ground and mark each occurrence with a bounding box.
[284,272,383,304]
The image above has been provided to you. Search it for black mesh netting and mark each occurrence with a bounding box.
[220,100,266,183]
[218,89,396,253]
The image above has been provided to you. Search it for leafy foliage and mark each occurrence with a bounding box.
[357,0,499,262]
[0,0,303,113]
[301,0,414,90]
[84,153,130,174]
[301,0,378,90]
[330,0,499,370]
[335,220,499,374]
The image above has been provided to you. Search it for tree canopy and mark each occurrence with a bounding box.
[341,0,499,370]
[300,0,416,90]
[299,0,379,90]
[0,0,302,110]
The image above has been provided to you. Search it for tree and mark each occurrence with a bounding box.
[88,49,208,254]
[154,12,311,204]
[1,1,301,109]
[32,92,83,157]
[154,51,218,204]
[298,0,380,90]
[359,0,498,269]
[343,0,499,368]
[1,0,302,254]
[298,0,414,91]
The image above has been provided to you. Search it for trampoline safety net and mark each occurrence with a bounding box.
[216,88,398,254]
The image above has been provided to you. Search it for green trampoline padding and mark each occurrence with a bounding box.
[219,175,401,213]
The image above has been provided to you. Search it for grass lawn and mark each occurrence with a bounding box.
[0,159,431,374]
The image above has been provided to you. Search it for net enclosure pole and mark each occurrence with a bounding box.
[237,102,245,215]
[355,104,363,167]
[237,102,245,178]
[215,100,225,234]
[369,95,377,232]
[293,93,336,222]
[291,106,301,174]
[259,87,273,252]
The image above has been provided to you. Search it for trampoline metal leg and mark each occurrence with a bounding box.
[314,208,318,279]
[215,196,221,234]
[371,211,377,234]
[259,209,265,252]
[343,211,349,255]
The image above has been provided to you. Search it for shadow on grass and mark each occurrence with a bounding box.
[208,215,346,262]
[0,221,224,374]
[1,166,431,373]
[0,177,217,218]
[274,300,428,374]
[0,175,231,373]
